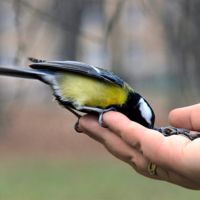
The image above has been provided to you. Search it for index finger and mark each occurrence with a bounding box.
[102,111,164,152]
[169,104,200,131]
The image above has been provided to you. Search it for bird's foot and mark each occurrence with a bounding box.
[98,107,116,128]
[154,126,200,141]
[71,105,116,132]
[63,106,83,133]
[74,118,83,133]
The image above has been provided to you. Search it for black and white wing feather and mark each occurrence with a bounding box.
[29,58,124,87]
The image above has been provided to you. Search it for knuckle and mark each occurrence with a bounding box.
[79,115,97,130]
[103,133,114,147]
[128,155,135,165]
[120,122,133,139]
[121,122,142,149]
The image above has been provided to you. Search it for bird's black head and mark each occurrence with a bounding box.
[117,92,155,128]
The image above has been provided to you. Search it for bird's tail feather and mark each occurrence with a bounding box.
[0,66,46,80]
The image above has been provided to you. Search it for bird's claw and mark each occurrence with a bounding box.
[154,126,200,141]
[74,118,83,133]
[99,112,107,128]
[74,106,116,131]
[98,107,116,128]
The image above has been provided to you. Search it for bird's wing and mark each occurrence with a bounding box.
[28,58,124,87]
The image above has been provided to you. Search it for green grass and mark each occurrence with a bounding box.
[0,159,199,200]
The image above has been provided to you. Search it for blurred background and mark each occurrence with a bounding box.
[0,0,200,199]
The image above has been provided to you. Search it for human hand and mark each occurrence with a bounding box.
[78,104,200,190]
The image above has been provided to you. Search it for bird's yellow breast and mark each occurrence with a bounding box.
[54,72,129,108]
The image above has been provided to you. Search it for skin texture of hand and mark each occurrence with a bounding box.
[78,104,200,190]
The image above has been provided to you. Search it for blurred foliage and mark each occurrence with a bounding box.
[0,0,200,115]
[0,0,200,199]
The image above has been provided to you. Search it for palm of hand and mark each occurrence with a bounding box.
[79,104,200,190]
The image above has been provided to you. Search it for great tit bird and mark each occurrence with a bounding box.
[0,58,199,140]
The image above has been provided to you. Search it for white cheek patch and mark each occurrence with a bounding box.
[138,98,152,125]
